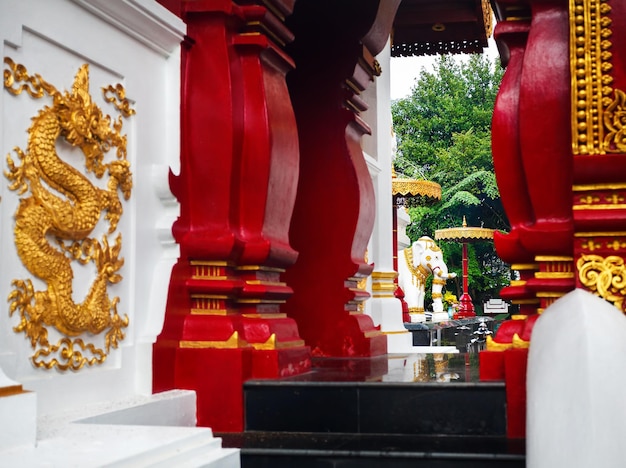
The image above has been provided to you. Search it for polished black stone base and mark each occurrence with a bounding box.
[221,432,525,467]
[244,379,506,435]
[222,353,525,467]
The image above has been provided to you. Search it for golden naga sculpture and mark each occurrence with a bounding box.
[3,57,135,371]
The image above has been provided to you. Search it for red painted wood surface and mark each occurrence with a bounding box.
[492,0,575,313]
[154,0,400,431]
[154,0,310,432]
[515,0,572,255]
[491,19,533,266]
[282,0,399,357]
[489,0,572,440]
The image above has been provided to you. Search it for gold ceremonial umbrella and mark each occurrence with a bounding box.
[392,172,442,321]
[435,216,494,318]
[391,172,441,268]
[392,173,441,207]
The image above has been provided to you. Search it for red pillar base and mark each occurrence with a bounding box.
[454,292,476,319]
[154,345,253,432]
[479,350,506,381]
[504,348,528,439]
[479,348,528,439]
[252,347,311,379]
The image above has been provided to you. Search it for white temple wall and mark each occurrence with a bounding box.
[0,3,241,465]
[0,0,183,415]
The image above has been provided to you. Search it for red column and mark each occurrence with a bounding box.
[282,0,399,357]
[491,17,539,313]
[485,0,575,440]
[516,0,573,254]
[492,0,575,314]
[153,0,310,432]
[491,19,532,264]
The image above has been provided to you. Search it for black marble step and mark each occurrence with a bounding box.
[244,354,506,437]
[245,380,506,435]
[236,354,520,467]
[220,431,525,468]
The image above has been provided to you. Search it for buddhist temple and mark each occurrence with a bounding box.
[0,0,624,466]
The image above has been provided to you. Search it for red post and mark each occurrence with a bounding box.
[457,241,475,318]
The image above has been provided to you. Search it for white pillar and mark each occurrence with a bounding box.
[527,289,626,468]
[362,39,412,351]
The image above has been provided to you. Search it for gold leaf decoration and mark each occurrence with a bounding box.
[569,0,626,155]
[3,57,134,371]
[577,254,626,311]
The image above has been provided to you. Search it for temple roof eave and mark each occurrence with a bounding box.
[391,0,493,57]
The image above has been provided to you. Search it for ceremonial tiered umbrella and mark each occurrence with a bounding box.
[392,173,441,322]
[392,173,442,209]
[391,172,441,270]
[435,217,494,318]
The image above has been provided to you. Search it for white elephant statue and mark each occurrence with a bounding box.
[397,236,457,323]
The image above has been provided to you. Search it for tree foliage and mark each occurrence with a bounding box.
[392,54,509,310]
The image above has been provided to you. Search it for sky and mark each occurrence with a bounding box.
[389,37,499,100]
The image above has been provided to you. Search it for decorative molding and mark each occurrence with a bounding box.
[72,0,186,57]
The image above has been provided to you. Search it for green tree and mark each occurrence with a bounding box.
[392,54,508,310]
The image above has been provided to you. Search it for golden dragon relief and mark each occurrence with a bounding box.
[3,57,135,371]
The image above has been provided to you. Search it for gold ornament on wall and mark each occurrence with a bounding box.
[577,254,626,312]
[3,57,134,371]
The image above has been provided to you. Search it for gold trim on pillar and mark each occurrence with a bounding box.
[577,254,626,311]
[180,331,247,349]
[534,256,573,262]
[371,271,398,280]
[245,280,288,286]
[536,292,567,298]
[371,270,398,298]
[535,272,575,279]
[570,0,626,155]
[509,280,527,286]
[576,233,626,252]
[249,334,306,350]
[191,295,231,315]
[191,260,230,279]
[510,263,539,270]
[236,265,286,273]
[236,299,286,304]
